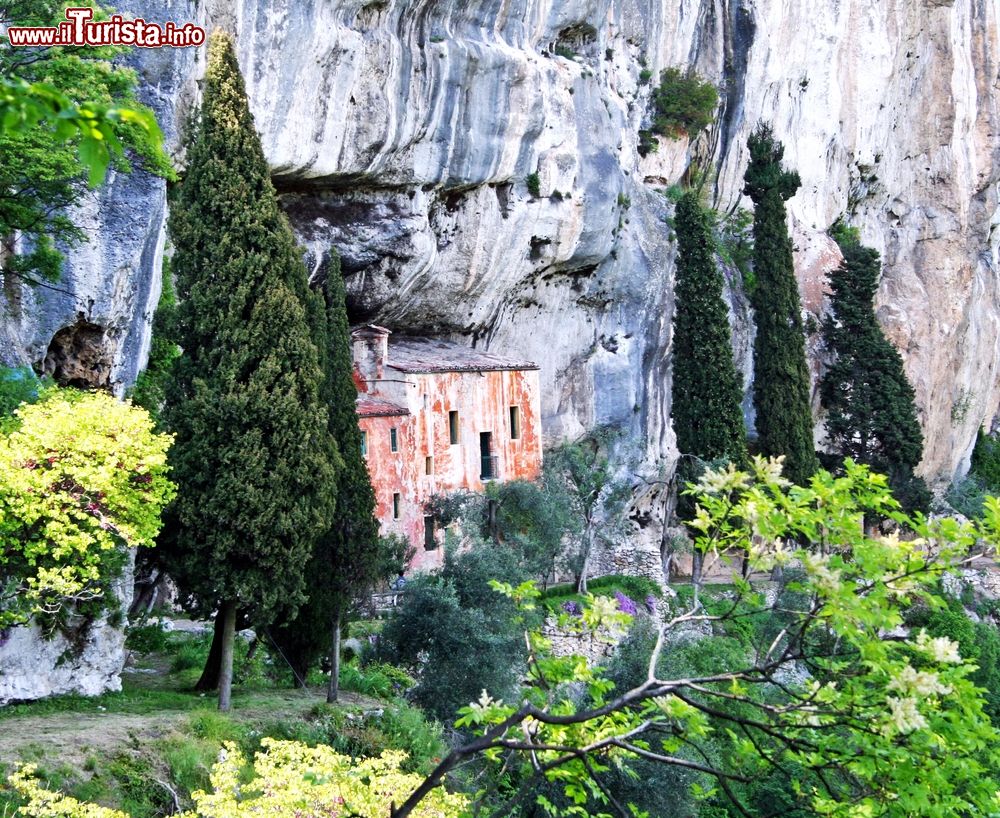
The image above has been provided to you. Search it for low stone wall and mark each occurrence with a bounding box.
[543,617,622,666]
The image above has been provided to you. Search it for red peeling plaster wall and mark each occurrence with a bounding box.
[359,367,543,573]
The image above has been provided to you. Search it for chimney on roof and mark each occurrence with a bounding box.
[351,325,391,391]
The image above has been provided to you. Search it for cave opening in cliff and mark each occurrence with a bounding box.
[38,319,113,389]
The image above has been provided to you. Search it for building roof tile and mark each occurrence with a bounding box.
[386,337,539,374]
[356,395,409,417]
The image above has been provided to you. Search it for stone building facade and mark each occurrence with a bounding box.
[353,326,543,571]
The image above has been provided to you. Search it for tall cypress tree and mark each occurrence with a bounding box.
[671,191,748,466]
[744,124,818,485]
[270,254,403,701]
[670,191,748,586]
[820,239,930,512]
[163,32,337,711]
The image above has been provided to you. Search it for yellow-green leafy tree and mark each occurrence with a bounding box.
[0,389,175,633]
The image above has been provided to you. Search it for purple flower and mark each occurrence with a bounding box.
[615,591,637,616]
[645,594,657,613]
[562,600,582,617]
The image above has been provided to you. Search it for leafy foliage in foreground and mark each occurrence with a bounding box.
[388,458,1000,818]
[9,740,468,818]
[0,390,174,632]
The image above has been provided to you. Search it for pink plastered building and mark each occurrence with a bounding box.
[353,326,543,571]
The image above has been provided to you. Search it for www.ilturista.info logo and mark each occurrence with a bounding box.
[8,7,205,48]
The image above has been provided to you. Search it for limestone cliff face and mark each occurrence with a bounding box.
[4,0,1000,492]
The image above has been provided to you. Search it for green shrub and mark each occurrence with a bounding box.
[638,68,652,85]
[541,574,663,613]
[649,67,718,138]
[187,709,245,743]
[268,703,446,775]
[106,754,173,818]
[828,216,861,249]
[169,633,212,672]
[124,621,171,655]
[925,598,977,659]
[377,543,534,723]
[553,44,576,60]
[526,172,541,198]
[946,476,986,519]
[160,737,218,803]
[376,703,447,775]
[637,129,658,156]
[973,622,1000,724]
[338,660,415,699]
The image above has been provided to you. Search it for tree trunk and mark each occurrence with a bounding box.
[692,550,704,589]
[128,568,160,618]
[327,607,342,704]
[576,525,595,594]
[195,609,226,691]
[659,482,678,585]
[217,600,237,712]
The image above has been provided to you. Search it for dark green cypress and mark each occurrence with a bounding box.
[270,253,395,700]
[162,32,337,711]
[671,191,748,466]
[820,239,929,512]
[744,125,819,485]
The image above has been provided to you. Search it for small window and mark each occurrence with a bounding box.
[448,411,459,445]
[509,406,520,440]
[392,493,401,519]
[424,516,437,550]
[360,430,368,456]
[390,427,398,452]
[425,456,433,475]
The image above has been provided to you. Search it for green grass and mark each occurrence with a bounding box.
[0,684,203,720]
